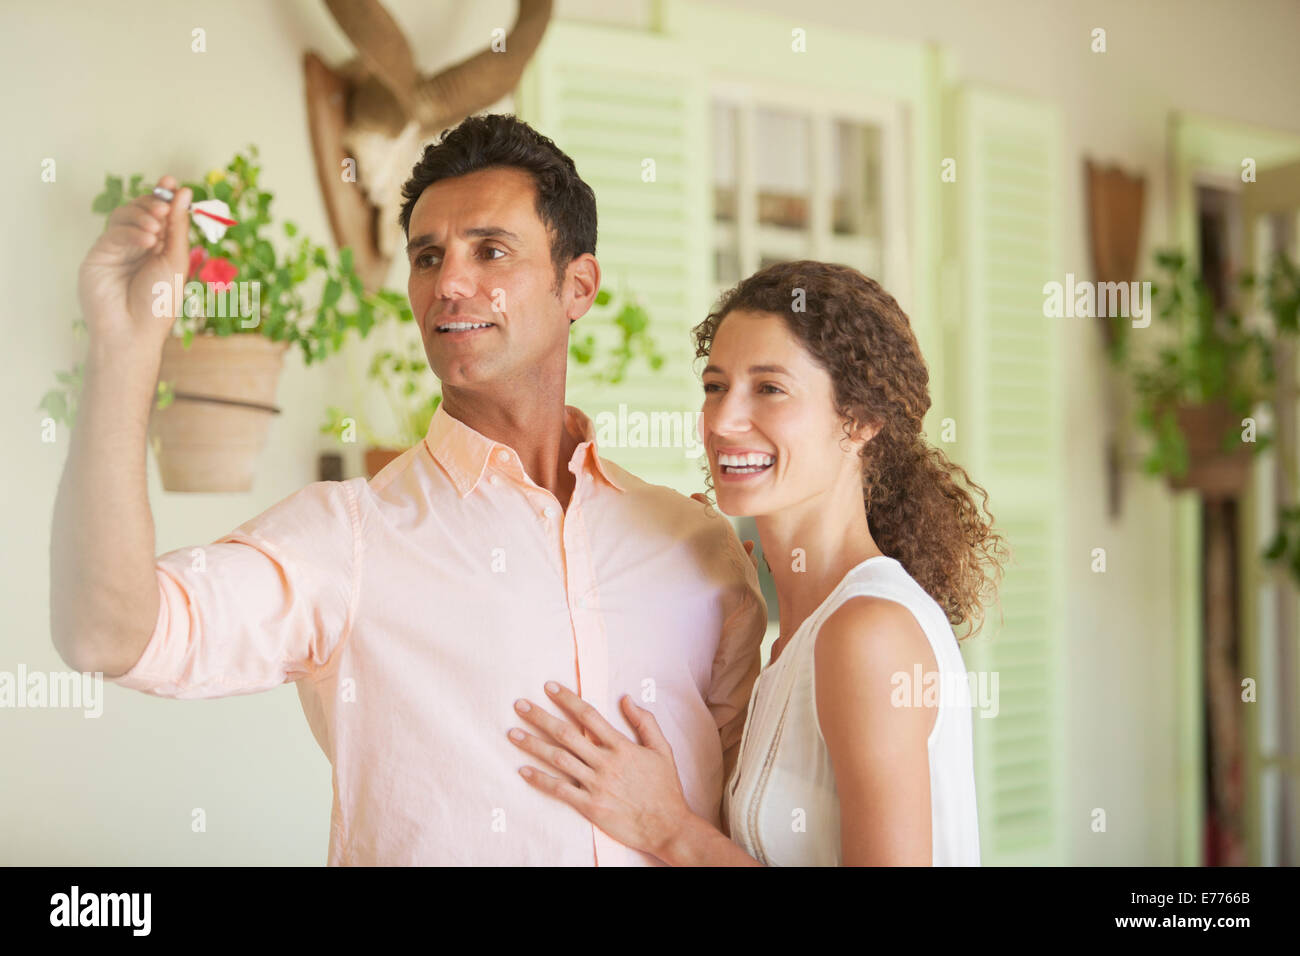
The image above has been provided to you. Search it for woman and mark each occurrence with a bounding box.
[507,260,1007,865]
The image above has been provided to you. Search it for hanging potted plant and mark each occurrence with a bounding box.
[1107,248,1274,499]
[320,282,667,478]
[39,145,406,492]
[1108,247,1300,588]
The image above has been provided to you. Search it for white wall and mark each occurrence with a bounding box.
[3,0,1297,865]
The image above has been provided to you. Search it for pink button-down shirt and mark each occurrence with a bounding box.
[111,403,767,865]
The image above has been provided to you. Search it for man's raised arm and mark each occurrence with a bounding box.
[50,176,193,677]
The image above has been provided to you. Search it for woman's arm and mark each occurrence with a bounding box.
[814,596,940,866]
[655,812,763,867]
[509,683,763,865]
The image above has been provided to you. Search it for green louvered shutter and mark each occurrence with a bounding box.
[944,87,1067,865]
[517,22,709,494]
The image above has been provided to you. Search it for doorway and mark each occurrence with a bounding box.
[1171,114,1300,866]
[1194,181,1247,866]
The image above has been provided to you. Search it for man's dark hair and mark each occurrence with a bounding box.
[398,113,597,290]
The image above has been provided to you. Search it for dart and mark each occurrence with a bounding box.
[152,186,238,242]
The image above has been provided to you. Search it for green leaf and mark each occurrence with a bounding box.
[357,302,375,338]
[39,391,67,423]
[1263,530,1287,561]
[91,175,123,214]
[253,239,276,269]
[322,279,342,309]
[570,334,595,364]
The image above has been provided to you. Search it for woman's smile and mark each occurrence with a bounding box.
[716,450,777,480]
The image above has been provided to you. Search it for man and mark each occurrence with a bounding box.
[50,113,767,865]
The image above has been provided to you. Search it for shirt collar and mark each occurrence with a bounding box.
[424,402,626,498]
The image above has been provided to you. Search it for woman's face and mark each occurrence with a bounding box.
[700,309,867,518]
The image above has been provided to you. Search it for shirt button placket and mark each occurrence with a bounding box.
[562,482,613,865]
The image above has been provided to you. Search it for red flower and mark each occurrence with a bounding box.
[198,256,237,291]
[187,246,207,280]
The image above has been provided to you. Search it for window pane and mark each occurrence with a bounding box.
[712,101,738,224]
[832,119,883,239]
[714,246,740,286]
[756,108,810,231]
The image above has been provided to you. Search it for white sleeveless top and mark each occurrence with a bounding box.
[724,556,981,866]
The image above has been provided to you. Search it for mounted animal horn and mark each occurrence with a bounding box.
[303,0,554,291]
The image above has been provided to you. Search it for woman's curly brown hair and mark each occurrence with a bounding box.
[693,260,1008,639]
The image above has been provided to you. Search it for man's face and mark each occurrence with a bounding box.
[405,166,576,392]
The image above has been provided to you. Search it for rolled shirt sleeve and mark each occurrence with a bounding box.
[110,479,361,699]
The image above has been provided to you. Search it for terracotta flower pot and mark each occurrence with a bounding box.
[148,335,290,492]
[1166,400,1253,499]
[364,446,404,478]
